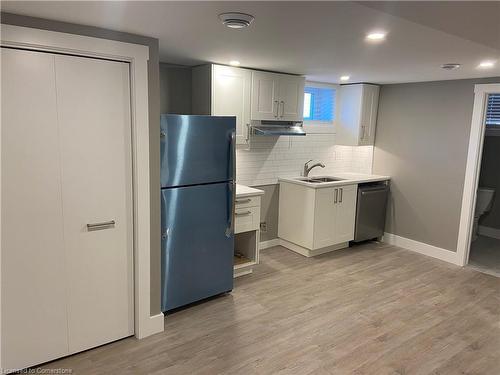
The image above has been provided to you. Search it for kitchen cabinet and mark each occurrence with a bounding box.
[314,185,357,247]
[234,185,264,277]
[192,64,251,145]
[337,84,380,145]
[278,182,357,257]
[251,71,305,121]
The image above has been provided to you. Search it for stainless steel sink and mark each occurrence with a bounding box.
[296,177,345,183]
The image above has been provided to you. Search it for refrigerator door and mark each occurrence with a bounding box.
[161,182,234,311]
[160,114,236,188]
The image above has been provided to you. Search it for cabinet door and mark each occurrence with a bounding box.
[251,71,279,120]
[359,85,380,145]
[1,48,70,370]
[212,65,251,144]
[337,84,363,145]
[313,188,337,249]
[278,75,305,121]
[334,185,357,243]
[55,55,134,354]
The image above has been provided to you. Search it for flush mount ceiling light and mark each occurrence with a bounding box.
[340,75,350,81]
[441,63,461,70]
[366,31,387,42]
[229,60,241,66]
[219,12,255,29]
[478,60,496,69]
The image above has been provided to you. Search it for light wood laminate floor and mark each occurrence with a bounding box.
[39,242,500,374]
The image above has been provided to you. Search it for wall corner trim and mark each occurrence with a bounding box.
[136,314,164,339]
[382,232,462,266]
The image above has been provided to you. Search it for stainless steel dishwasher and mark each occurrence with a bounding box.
[353,182,389,242]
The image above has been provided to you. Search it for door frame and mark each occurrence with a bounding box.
[0,25,164,355]
[457,83,500,266]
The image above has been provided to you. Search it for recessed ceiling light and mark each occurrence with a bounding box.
[229,60,241,66]
[478,60,496,69]
[219,12,255,29]
[441,63,461,70]
[366,31,387,42]
[340,75,350,81]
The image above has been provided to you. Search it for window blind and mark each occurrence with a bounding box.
[486,93,500,126]
[303,86,335,122]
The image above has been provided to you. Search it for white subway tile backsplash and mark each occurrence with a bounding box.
[236,134,373,186]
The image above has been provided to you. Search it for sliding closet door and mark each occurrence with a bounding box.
[1,48,69,369]
[54,55,134,353]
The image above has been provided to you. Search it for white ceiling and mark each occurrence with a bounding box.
[2,1,499,84]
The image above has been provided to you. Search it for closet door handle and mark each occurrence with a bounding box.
[235,211,252,216]
[87,220,115,231]
[334,189,338,204]
[339,188,343,203]
[280,100,285,118]
[274,100,279,118]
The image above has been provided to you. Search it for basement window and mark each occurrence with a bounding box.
[303,82,338,133]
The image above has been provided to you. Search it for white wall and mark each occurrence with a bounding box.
[236,134,373,186]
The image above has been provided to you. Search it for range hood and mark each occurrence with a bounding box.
[251,121,306,136]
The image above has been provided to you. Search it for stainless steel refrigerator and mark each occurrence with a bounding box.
[160,114,236,312]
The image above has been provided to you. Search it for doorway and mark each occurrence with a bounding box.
[457,84,500,273]
[468,92,500,276]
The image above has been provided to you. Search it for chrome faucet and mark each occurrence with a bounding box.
[303,159,325,177]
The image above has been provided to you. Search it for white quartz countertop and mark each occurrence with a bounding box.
[278,173,390,188]
[236,184,265,198]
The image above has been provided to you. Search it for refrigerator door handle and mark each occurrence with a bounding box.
[226,182,236,237]
[226,131,236,238]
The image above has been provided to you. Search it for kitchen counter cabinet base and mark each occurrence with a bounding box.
[278,181,357,257]
[280,239,349,258]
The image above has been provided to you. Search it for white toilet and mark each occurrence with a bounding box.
[472,187,496,241]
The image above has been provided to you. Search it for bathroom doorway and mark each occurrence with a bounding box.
[468,132,500,277]
[464,89,500,276]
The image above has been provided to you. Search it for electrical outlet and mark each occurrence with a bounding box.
[260,222,267,233]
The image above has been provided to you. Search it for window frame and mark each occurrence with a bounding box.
[303,81,339,134]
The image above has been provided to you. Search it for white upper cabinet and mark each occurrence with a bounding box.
[211,65,252,145]
[192,64,251,145]
[278,74,305,121]
[337,84,380,146]
[250,71,279,121]
[251,71,305,122]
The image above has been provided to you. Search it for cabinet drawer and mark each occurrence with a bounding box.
[235,196,260,209]
[235,206,260,234]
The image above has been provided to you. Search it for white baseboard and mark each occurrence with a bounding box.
[478,225,500,240]
[383,232,461,266]
[259,238,281,250]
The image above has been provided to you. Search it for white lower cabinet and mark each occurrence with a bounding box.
[233,189,263,277]
[279,182,357,257]
[1,47,133,370]
[314,185,357,247]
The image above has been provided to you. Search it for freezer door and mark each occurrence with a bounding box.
[161,182,234,311]
[160,114,236,187]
